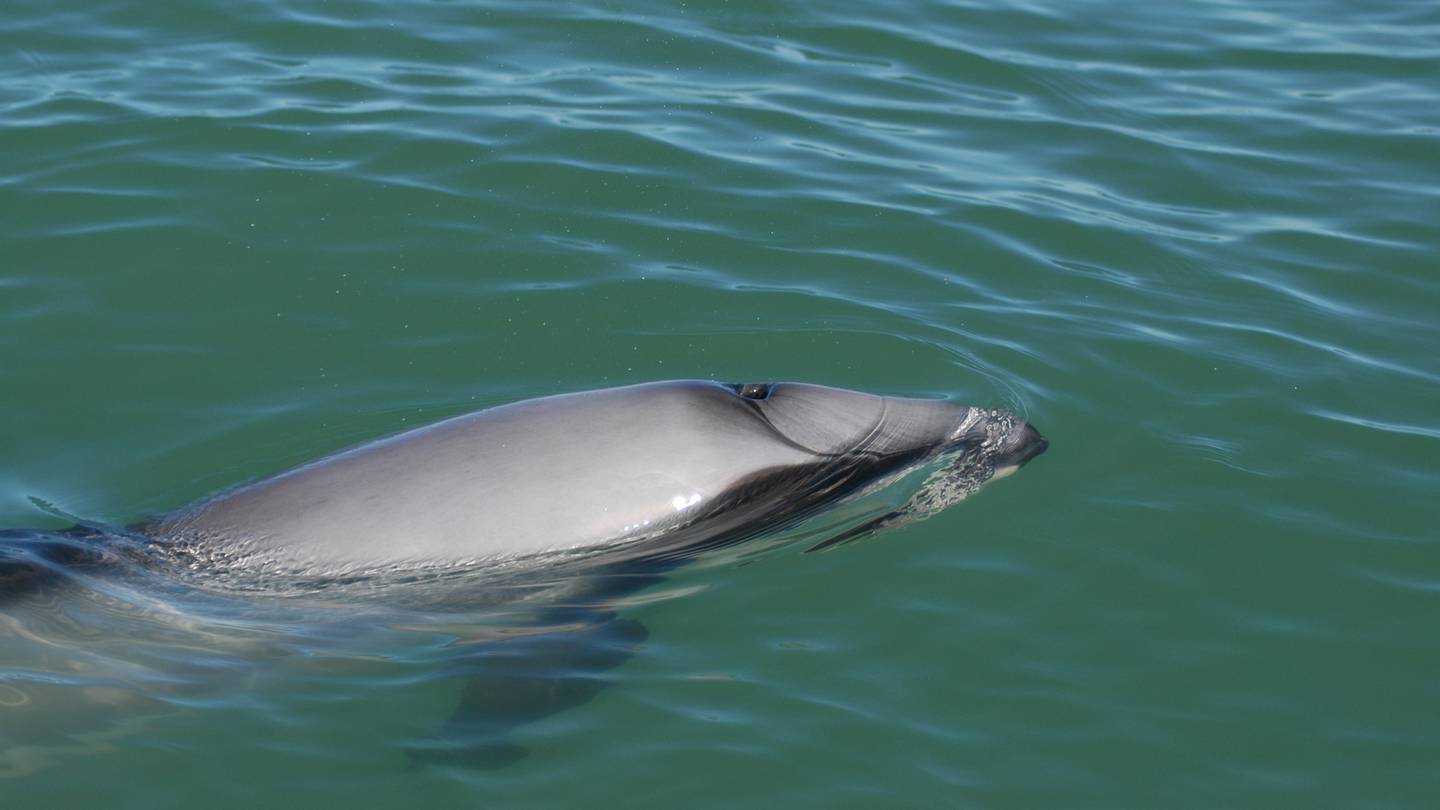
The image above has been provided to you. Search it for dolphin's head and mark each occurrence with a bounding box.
[719,381,1047,473]
[700,381,1047,549]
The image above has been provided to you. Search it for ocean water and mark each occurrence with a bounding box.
[3,0,1438,807]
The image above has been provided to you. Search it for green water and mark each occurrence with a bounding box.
[3,0,1438,806]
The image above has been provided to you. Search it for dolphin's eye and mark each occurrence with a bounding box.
[736,383,772,400]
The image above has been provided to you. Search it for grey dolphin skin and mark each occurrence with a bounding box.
[153,380,1046,573]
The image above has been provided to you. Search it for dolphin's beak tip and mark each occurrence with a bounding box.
[1016,422,1048,467]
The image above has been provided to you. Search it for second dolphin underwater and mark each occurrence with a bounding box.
[2,380,1047,768]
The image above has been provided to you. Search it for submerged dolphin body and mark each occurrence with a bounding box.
[153,380,1046,573]
[3,380,1047,771]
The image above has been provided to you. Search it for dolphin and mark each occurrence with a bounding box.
[150,380,1047,574]
[2,380,1047,771]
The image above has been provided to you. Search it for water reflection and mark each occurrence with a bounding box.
[0,525,665,776]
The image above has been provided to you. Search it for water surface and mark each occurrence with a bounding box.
[3,0,1438,807]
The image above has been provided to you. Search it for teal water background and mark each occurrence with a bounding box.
[3,0,1438,807]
